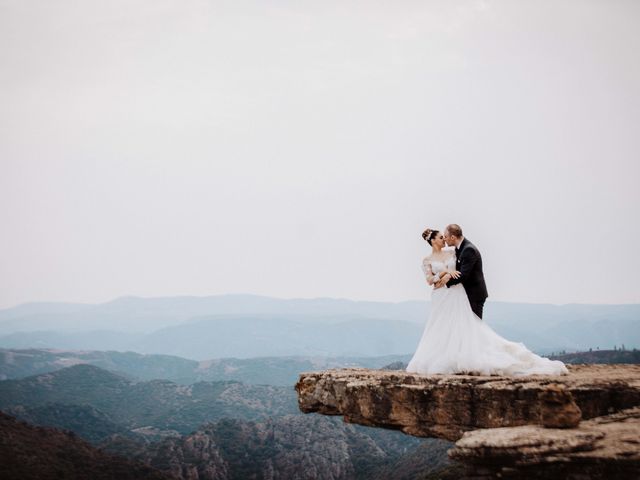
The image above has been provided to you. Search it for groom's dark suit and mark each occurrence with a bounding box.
[446,238,488,319]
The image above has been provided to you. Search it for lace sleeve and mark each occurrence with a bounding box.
[422,259,439,286]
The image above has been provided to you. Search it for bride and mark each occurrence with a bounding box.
[406,228,569,376]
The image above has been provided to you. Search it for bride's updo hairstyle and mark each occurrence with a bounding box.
[422,228,439,246]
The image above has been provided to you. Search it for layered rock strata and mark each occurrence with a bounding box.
[296,364,640,478]
[295,364,640,441]
[449,406,640,478]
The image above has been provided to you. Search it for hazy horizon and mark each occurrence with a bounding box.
[0,293,640,318]
[3,292,640,312]
[2,1,639,309]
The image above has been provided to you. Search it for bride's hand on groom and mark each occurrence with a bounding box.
[450,270,461,279]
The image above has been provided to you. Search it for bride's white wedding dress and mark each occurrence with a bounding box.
[406,254,569,376]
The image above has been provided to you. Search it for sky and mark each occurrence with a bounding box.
[1,0,639,309]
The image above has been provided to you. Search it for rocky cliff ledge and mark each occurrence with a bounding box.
[449,405,640,478]
[295,364,640,478]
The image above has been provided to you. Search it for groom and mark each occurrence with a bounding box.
[436,224,488,319]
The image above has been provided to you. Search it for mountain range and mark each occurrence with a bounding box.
[0,364,299,437]
[0,348,411,385]
[2,344,636,479]
[0,363,455,480]
[0,295,638,358]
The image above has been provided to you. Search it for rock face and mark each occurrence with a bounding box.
[295,364,640,478]
[296,364,640,441]
[109,414,427,480]
[449,406,640,479]
[538,383,582,428]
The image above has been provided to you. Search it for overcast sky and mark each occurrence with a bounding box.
[1,0,639,309]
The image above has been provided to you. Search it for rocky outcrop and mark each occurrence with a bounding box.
[449,406,640,478]
[107,414,428,480]
[295,364,640,478]
[537,383,582,428]
[295,364,640,441]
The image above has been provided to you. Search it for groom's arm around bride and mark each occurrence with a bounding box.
[438,224,489,319]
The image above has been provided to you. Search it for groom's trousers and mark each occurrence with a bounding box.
[470,301,484,319]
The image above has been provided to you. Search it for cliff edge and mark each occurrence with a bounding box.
[295,364,640,478]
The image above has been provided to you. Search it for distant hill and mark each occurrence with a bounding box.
[484,302,640,354]
[0,411,171,480]
[5,403,128,443]
[0,349,198,382]
[4,347,640,390]
[0,348,410,385]
[547,349,640,364]
[0,295,638,358]
[0,314,424,359]
[0,363,445,480]
[0,364,299,438]
[132,315,421,358]
[0,294,428,334]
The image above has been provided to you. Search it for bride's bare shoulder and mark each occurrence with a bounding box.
[422,255,432,264]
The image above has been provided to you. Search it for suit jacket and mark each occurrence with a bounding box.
[446,238,488,302]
